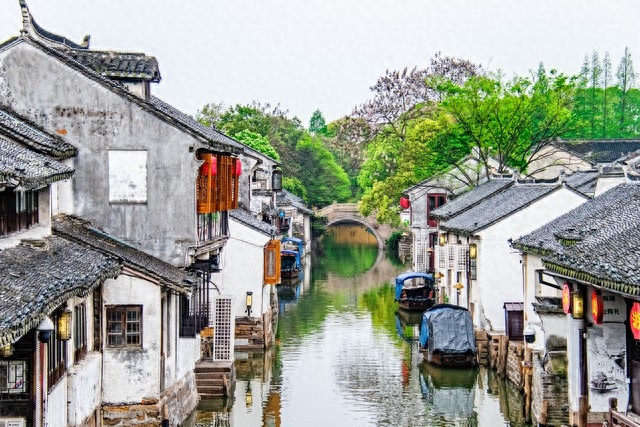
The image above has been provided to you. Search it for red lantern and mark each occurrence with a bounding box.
[591,290,603,324]
[200,154,217,176]
[631,302,640,340]
[399,196,410,209]
[234,159,242,177]
[562,283,571,314]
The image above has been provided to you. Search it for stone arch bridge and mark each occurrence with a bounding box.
[315,202,394,249]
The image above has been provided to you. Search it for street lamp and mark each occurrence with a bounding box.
[245,291,253,317]
[37,316,54,343]
[453,283,464,306]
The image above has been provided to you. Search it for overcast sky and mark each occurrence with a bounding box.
[1,0,639,124]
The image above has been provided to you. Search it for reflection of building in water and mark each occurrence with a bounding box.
[328,224,378,246]
[420,364,477,422]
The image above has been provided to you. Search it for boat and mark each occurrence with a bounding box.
[281,249,301,278]
[419,304,477,368]
[394,271,436,312]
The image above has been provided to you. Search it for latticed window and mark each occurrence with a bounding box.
[415,233,429,272]
[437,246,447,269]
[456,245,468,272]
[0,360,27,397]
[213,297,233,362]
[196,152,240,214]
[106,306,142,348]
[264,239,281,285]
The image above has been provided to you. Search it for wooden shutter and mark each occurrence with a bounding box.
[196,153,214,214]
[264,240,281,285]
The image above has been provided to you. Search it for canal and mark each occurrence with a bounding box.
[188,224,526,427]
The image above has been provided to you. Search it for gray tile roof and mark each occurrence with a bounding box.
[0,236,121,346]
[512,184,640,255]
[540,185,640,293]
[431,179,513,220]
[52,214,195,293]
[0,104,76,159]
[66,50,161,82]
[276,190,313,214]
[1,36,243,155]
[563,169,600,195]
[439,183,561,235]
[19,0,90,50]
[557,139,640,164]
[230,208,277,236]
[0,137,74,189]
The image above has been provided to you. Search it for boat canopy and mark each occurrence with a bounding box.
[419,304,476,354]
[281,249,301,269]
[281,236,304,256]
[395,271,434,301]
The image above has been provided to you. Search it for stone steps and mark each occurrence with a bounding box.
[195,360,236,399]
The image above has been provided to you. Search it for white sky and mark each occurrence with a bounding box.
[1,0,639,124]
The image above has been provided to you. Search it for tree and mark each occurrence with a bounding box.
[233,129,280,161]
[602,52,612,137]
[616,47,638,134]
[589,51,603,137]
[433,66,576,177]
[309,109,328,135]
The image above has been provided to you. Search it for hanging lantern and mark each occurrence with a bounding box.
[209,155,217,176]
[199,154,217,176]
[591,290,603,325]
[468,243,477,260]
[272,168,283,191]
[562,283,571,314]
[234,159,242,177]
[57,309,72,341]
[571,289,584,319]
[439,233,447,246]
[399,196,410,209]
[631,302,640,340]
[0,344,14,357]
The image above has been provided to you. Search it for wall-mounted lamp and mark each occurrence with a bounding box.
[0,343,14,357]
[523,324,536,344]
[469,243,477,260]
[453,283,464,306]
[271,168,283,191]
[37,316,54,343]
[245,291,253,317]
[439,233,447,246]
[434,272,444,279]
[571,289,584,319]
[57,309,72,341]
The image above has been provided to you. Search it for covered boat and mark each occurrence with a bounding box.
[419,304,477,367]
[394,271,435,312]
[281,249,300,278]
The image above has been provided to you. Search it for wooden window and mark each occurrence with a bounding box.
[47,311,67,387]
[0,360,27,397]
[107,306,142,348]
[73,303,87,363]
[0,189,39,236]
[427,193,446,227]
[196,153,239,214]
[264,240,281,285]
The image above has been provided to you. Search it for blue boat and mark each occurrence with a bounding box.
[281,249,301,278]
[394,271,436,312]
[419,304,477,368]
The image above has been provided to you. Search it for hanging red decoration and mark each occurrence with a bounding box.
[399,196,410,209]
[631,302,640,340]
[562,283,571,314]
[234,159,242,177]
[591,290,603,325]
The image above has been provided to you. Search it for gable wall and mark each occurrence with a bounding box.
[0,42,201,266]
[474,188,587,332]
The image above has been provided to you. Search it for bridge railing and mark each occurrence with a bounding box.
[316,202,360,217]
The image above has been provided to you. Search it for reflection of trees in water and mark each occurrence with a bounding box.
[487,369,527,426]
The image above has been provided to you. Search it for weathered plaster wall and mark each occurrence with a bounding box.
[474,187,587,331]
[47,377,68,427]
[102,275,161,403]
[0,42,200,266]
[67,352,102,427]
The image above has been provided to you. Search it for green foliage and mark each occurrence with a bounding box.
[310,214,328,239]
[386,231,404,253]
[295,135,351,207]
[233,129,280,161]
[282,176,307,201]
[309,109,328,135]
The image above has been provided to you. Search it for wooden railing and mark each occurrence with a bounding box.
[610,398,640,427]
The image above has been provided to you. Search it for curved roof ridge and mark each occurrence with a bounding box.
[19,0,90,50]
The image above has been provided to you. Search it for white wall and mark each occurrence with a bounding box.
[219,218,272,319]
[102,275,161,403]
[46,378,67,427]
[67,353,101,426]
[474,187,587,332]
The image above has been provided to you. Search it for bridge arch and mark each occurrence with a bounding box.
[326,217,385,250]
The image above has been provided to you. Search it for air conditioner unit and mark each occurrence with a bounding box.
[0,418,26,427]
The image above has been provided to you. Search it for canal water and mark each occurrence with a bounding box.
[188,224,526,427]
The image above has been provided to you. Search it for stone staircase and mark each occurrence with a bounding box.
[194,360,236,399]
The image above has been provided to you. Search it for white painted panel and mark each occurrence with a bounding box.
[108,150,147,203]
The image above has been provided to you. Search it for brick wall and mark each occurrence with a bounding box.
[531,351,569,426]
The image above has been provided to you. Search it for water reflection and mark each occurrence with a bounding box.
[188,224,524,427]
